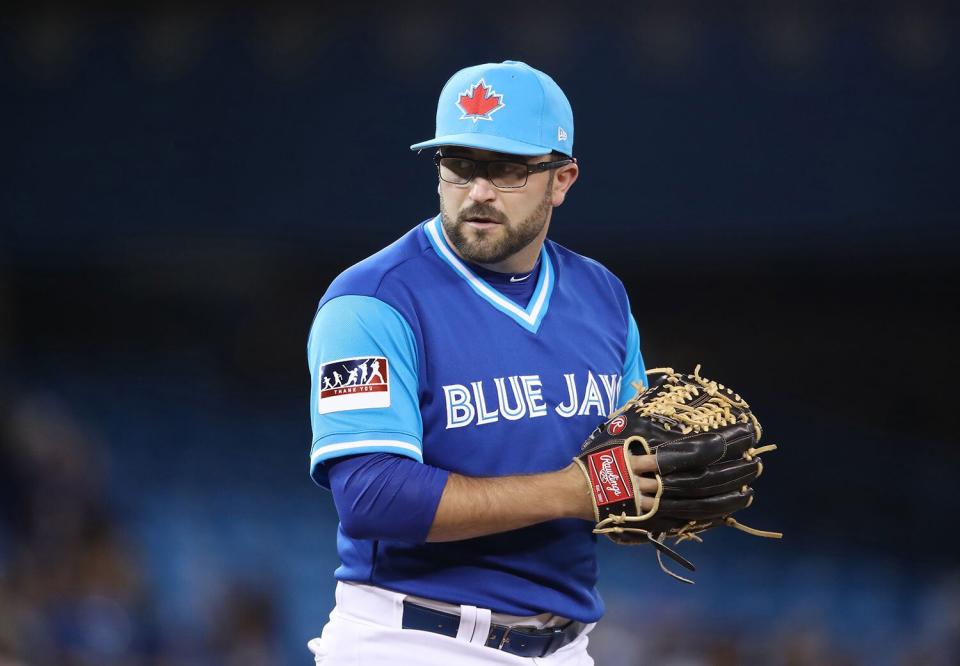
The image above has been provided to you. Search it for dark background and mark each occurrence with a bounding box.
[2,2,959,664]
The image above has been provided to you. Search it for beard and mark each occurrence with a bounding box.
[439,175,553,265]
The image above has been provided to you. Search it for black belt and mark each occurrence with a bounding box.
[400,600,583,658]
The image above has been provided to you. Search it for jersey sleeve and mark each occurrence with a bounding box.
[617,312,647,409]
[307,294,422,487]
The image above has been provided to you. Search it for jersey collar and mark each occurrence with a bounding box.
[424,215,555,333]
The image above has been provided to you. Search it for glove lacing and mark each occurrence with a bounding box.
[632,365,755,435]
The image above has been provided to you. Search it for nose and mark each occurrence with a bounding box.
[468,174,497,203]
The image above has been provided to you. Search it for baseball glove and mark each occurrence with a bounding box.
[573,365,781,583]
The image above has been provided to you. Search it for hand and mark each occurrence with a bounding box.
[566,453,660,520]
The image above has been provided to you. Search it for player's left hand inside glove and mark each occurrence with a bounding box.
[573,365,781,583]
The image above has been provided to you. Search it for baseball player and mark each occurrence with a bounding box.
[306,61,656,665]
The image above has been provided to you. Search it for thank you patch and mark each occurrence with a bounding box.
[317,356,390,414]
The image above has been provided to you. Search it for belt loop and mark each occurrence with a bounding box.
[470,607,491,646]
[393,593,406,629]
[455,605,478,642]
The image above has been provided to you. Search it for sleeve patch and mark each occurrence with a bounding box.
[318,356,391,414]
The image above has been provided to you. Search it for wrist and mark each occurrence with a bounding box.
[560,462,596,521]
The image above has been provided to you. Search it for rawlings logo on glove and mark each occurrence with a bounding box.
[587,448,634,505]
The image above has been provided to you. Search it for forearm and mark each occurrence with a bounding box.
[427,462,594,542]
[327,453,449,542]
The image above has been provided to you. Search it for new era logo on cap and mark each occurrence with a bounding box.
[456,79,505,122]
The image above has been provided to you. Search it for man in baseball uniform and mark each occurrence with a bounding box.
[306,60,655,664]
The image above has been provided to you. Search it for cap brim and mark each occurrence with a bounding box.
[410,132,553,157]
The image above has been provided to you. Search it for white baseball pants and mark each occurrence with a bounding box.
[308,582,594,665]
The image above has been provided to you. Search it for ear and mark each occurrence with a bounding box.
[551,160,579,207]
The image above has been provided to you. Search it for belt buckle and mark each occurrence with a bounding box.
[543,625,565,656]
[495,624,567,658]
[496,626,512,650]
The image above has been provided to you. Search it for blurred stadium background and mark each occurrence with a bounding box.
[2,2,958,664]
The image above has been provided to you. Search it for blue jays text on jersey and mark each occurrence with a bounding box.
[307,215,646,623]
[441,370,624,429]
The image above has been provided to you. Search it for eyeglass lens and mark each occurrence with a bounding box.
[438,157,529,188]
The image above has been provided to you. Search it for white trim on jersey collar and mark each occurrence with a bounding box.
[424,216,554,333]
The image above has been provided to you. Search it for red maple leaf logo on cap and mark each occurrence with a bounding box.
[456,79,505,122]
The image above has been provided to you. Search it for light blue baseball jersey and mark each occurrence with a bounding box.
[307,215,645,622]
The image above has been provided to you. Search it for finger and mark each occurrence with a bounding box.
[630,453,658,476]
[636,476,659,494]
[662,458,760,499]
[639,495,656,512]
[656,488,754,520]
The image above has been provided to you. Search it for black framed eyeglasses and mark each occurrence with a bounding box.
[434,152,575,189]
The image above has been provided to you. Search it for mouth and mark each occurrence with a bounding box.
[463,216,502,230]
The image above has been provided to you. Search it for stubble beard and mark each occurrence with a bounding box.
[439,174,554,266]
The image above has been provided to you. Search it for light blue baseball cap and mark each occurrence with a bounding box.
[410,60,574,157]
